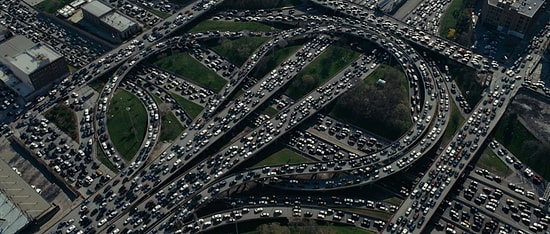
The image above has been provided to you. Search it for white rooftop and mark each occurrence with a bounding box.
[101,11,137,32]
[81,0,112,18]
[0,35,63,75]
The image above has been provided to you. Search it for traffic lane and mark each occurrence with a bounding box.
[310,0,505,73]
[110,52,370,231]
[388,84,520,232]
[468,173,542,209]
[183,205,383,233]
[56,20,442,232]
[62,35,334,232]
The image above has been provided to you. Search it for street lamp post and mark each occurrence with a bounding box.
[231,202,238,234]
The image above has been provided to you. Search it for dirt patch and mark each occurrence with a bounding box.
[510,92,550,144]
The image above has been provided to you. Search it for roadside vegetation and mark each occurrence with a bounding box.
[145,7,170,19]
[218,0,303,9]
[330,64,412,141]
[476,147,512,177]
[210,37,271,66]
[494,111,550,179]
[88,78,107,93]
[438,0,475,46]
[153,53,227,92]
[96,145,119,173]
[253,148,310,167]
[171,92,204,119]
[107,90,147,161]
[151,94,185,142]
[242,220,375,234]
[448,63,483,105]
[189,20,274,33]
[252,45,303,78]
[341,208,392,221]
[44,105,78,142]
[35,0,71,13]
[286,46,360,99]
[441,101,465,145]
[261,106,279,117]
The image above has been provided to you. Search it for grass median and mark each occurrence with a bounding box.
[286,46,360,100]
[441,100,465,145]
[171,92,204,119]
[253,148,310,167]
[35,0,71,13]
[151,94,185,142]
[494,111,550,179]
[44,104,78,142]
[107,90,147,161]
[153,53,227,92]
[476,147,512,178]
[96,144,119,173]
[330,64,412,141]
[210,37,271,66]
[252,44,303,78]
[189,20,274,33]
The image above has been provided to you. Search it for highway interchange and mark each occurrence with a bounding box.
[0,0,549,233]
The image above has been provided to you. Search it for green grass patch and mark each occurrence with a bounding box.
[88,80,106,93]
[160,111,184,142]
[253,148,310,167]
[262,106,279,117]
[153,53,227,92]
[252,45,303,78]
[171,92,204,119]
[44,104,78,142]
[329,225,377,234]
[330,64,413,140]
[441,100,465,145]
[151,94,185,142]
[189,20,274,33]
[449,64,482,106]
[341,208,392,221]
[210,37,271,66]
[96,144,119,173]
[383,197,403,206]
[494,111,550,179]
[438,0,474,46]
[286,46,360,100]
[145,7,170,19]
[244,221,375,234]
[68,65,77,74]
[218,0,302,10]
[35,0,71,13]
[476,147,512,178]
[107,90,147,161]
[168,0,192,4]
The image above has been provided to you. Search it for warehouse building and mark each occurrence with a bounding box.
[0,35,69,94]
[480,0,546,38]
[81,0,140,43]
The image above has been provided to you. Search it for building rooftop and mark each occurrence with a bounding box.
[0,68,34,96]
[489,0,545,17]
[0,158,51,219]
[0,156,52,233]
[0,192,30,234]
[0,35,63,75]
[81,0,112,18]
[100,11,137,33]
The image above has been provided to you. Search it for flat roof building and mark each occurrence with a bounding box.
[0,35,69,93]
[480,0,546,38]
[0,157,53,233]
[81,0,140,43]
